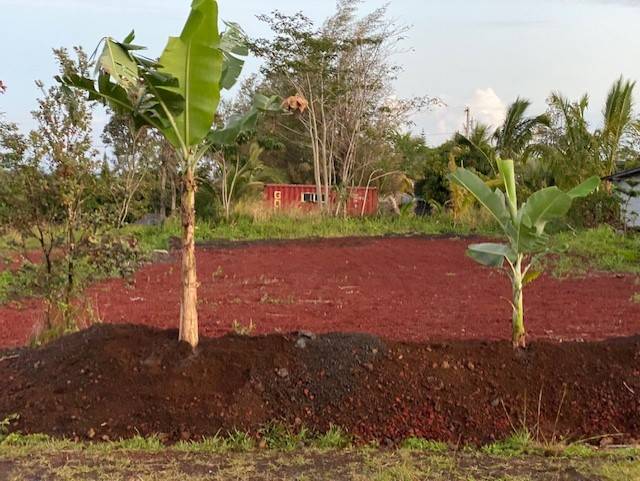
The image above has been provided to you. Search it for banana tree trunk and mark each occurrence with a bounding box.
[179,163,199,348]
[512,255,526,349]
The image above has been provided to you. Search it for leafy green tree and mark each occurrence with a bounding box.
[60,0,279,348]
[253,1,434,214]
[101,110,163,228]
[32,47,98,303]
[0,49,139,339]
[450,159,599,348]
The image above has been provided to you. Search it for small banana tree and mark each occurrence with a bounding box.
[59,0,280,348]
[450,159,599,348]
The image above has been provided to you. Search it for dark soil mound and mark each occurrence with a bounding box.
[1,325,639,445]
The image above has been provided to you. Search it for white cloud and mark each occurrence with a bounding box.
[468,88,507,130]
[429,88,507,141]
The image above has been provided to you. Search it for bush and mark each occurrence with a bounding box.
[566,191,621,229]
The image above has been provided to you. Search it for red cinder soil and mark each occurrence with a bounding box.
[1,324,638,444]
[1,236,639,348]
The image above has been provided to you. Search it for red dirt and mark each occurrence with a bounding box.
[1,236,639,348]
[1,324,638,444]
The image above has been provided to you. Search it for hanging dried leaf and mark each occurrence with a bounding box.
[282,94,308,114]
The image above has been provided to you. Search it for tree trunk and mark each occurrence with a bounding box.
[65,207,76,305]
[511,255,526,349]
[179,164,199,348]
[159,164,167,220]
[170,175,177,217]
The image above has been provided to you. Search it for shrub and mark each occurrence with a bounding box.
[567,191,621,229]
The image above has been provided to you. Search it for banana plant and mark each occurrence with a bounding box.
[449,159,599,348]
[58,0,280,348]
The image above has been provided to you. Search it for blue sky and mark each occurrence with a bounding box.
[2,0,640,146]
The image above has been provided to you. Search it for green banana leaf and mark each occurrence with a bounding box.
[449,168,510,229]
[158,0,223,149]
[208,94,283,146]
[467,243,516,268]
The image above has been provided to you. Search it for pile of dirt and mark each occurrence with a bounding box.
[0,325,639,445]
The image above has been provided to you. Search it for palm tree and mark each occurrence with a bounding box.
[493,97,550,162]
[541,93,600,189]
[601,76,636,176]
[454,123,497,175]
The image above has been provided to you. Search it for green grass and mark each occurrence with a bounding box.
[2,430,637,458]
[0,451,635,481]
[482,431,536,457]
[127,213,498,252]
[259,424,311,451]
[313,425,353,450]
[0,270,12,303]
[400,438,449,453]
[0,431,637,481]
[96,434,165,452]
[550,225,640,277]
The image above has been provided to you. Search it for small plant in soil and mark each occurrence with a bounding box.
[0,414,19,442]
[401,437,448,453]
[450,159,599,348]
[312,425,352,450]
[231,319,255,336]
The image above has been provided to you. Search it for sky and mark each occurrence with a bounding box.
[2,0,640,146]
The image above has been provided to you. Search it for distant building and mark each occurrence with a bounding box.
[264,184,379,216]
[604,167,640,228]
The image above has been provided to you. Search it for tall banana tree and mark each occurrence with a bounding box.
[450,160,599,348]
[59,0,280,348]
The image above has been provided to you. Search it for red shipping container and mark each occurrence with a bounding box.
[264,184,378,216]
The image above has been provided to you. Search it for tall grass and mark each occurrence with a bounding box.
[129,210,499,252]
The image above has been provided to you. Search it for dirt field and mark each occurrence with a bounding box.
[1,236,639,348]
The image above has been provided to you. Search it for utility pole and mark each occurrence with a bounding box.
[464,106,471,137]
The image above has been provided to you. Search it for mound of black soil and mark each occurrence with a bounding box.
[0,325,638,445]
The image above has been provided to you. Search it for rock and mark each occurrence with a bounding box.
[599,436,615,447]
[441,361,450,369]
[276,368,289,379]
[87,428,96,439]
[491,398,500,408]
[298,330,317,340]
[467,361,475,370]
[295,338,307,349]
